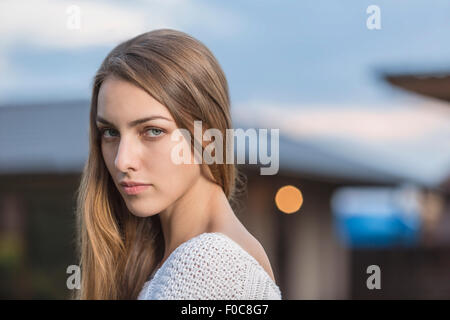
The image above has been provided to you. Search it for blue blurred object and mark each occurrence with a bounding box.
[331,184,422,248]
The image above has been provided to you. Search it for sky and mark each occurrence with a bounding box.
[1,0,450,187]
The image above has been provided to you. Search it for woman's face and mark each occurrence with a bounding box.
[96,75,200,217]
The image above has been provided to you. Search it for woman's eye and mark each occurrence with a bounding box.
[100,128,119,138]
[146,128,164,137]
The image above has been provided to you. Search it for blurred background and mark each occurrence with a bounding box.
[1,0,450,299]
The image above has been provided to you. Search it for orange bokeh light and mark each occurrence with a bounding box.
[275,185,303,214]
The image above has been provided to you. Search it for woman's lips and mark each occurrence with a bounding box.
[121,184,151,195]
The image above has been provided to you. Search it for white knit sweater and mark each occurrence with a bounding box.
[137,232,282,300]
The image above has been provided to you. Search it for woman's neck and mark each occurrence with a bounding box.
[157,174,234,266]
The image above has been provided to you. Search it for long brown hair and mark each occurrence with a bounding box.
[74,29,245,299]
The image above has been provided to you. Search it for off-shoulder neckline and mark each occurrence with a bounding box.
[147,232,280,292]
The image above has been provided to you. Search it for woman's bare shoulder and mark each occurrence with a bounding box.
[212,226,276,283]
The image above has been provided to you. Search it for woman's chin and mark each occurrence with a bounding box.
[125,201,162,218]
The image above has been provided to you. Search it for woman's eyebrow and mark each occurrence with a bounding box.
[96,115,172,127]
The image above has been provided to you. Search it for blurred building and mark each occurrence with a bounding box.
[0,97,449,299]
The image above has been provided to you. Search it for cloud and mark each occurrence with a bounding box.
[233,99,450,143]
[233,99,450,186]
[0,0,243,49]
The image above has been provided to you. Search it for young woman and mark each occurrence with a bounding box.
[75,29,282,300]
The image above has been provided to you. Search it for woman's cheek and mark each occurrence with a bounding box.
[101,146,115,174]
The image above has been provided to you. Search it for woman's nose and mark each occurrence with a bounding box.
[114,137,140,172]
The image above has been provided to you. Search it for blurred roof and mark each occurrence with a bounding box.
[0,100,90,174]
[385,72,450,103]
[0,100,443,188]
[383,71,450,192]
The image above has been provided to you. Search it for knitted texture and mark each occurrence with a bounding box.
[137,232,282,300]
